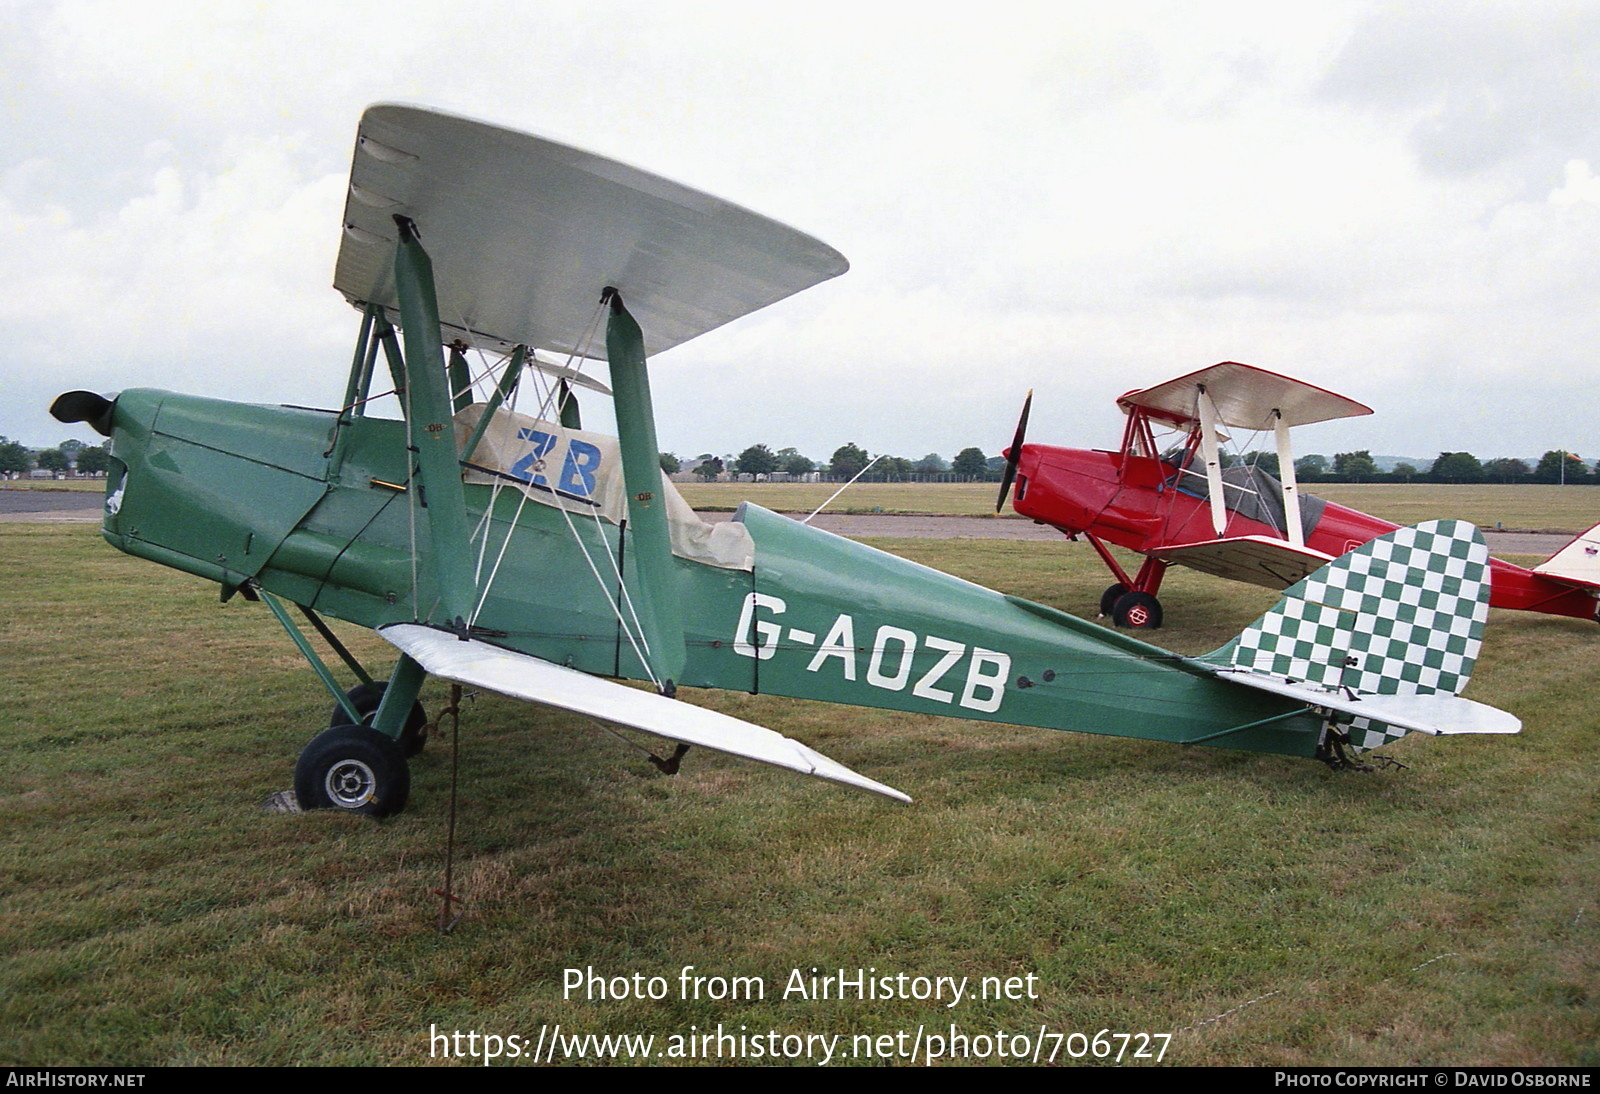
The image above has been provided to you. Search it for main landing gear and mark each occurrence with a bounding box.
[327,681,429,758]
[293,681,429,818]
[1098,582,1165,630]
[295,723,411,817]
[257,593,428,818]
[1085,538,1166,630]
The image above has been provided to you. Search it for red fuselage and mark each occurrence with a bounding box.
[1010,445,1599,623]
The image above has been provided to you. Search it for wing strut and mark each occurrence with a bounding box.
[391,214,478,632]
[1274,411,1305,548]
[1196,384,1228,536]
[603,287,687,692]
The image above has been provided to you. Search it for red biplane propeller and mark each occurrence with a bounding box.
[995,389,1032,513]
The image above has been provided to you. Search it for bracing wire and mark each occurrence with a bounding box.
[450,298,661,689]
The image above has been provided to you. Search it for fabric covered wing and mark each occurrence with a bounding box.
[336,104,849,358]
[1154,535,1335,589]
[1117,361,1372,430]
[380,624,908,802]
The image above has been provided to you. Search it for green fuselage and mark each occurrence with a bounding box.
[97,388,1322,758]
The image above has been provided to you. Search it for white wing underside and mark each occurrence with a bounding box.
[1154,535,1335,589]
[1118,361,1372,430]
[380,624,909,802]
[1210,668,1521,736]
[336,104,849,358]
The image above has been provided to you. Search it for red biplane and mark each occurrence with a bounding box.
[996,362,1600,629]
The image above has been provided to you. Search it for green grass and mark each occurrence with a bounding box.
[1315,484,1600,533]
[0,479,104,492]
[2,524,1596,1066]
[674,480,1600,532]
[675,481,1005,515]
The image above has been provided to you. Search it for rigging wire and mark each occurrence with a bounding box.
[446,298,663,691]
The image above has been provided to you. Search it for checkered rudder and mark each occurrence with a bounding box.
[1210,520,1490,701]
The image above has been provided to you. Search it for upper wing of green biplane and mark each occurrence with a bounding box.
[335,103,849,359]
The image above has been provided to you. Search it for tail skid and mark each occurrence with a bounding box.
[1201,520,1519,752]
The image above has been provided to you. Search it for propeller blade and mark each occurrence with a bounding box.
[995,389,1032,512]
[50,391,117,437]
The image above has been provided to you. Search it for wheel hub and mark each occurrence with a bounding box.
[325,758,377,808]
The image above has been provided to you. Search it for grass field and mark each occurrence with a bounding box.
[674,480,1600,533]
[0,479,103,492]
[2,522,1596,1066]
[674,480,1004,516]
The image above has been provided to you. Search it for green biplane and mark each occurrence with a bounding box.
[52,105,1518,818]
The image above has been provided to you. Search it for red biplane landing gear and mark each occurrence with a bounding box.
[1098,583,1128,618]
[1111,590,1163,629]
[329,682,429,758]
[295,724,411,818]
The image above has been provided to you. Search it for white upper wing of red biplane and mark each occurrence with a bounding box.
[1117,361,1372,430]
[336,103,849,359]
[381,624,909,803]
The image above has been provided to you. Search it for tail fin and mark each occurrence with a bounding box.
[1204,520,1515,750]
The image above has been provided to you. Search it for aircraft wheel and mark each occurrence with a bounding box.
[1112,590,1163,630]
[1098,583,1128,617]
[294,724,410,818]
[329,682,428,758]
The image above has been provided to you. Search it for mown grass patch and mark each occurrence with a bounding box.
[673,480,1600,533]
[25,477,1587,526]
[675,481,1007,516]
[0,480,104,493]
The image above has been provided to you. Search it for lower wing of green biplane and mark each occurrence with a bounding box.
[50,104,1519,822]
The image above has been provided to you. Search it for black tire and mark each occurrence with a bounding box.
[1112,590,1163,630]
[294,724,410,818]
[1099,583,1129,618]
[330,682,428,758]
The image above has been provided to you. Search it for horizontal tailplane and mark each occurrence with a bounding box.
[1533,518,1600,592]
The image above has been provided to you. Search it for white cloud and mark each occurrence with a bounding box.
[1549,159,1600,207]
[6,1,1600,463]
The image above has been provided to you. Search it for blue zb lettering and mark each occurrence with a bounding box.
[561,440,602,498]
[509,428,557,487]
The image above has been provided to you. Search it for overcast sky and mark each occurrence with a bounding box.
[5,0,1600,465]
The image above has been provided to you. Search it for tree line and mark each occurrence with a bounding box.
[661,443,999,482]
[661,442,1600,486]
[1259,449,1600,485]
[0,438,109,477]
[9,432,1593,487]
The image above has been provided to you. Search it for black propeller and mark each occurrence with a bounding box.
[995,389,1032,512]
[50,390,117,437]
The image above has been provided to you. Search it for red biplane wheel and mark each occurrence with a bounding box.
[330,682,428,758]
[1098,583,1128,618]
[294,724,410,818]
[1112,591,1163,630]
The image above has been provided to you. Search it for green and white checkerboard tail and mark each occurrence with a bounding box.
[1206,520,1491,749]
